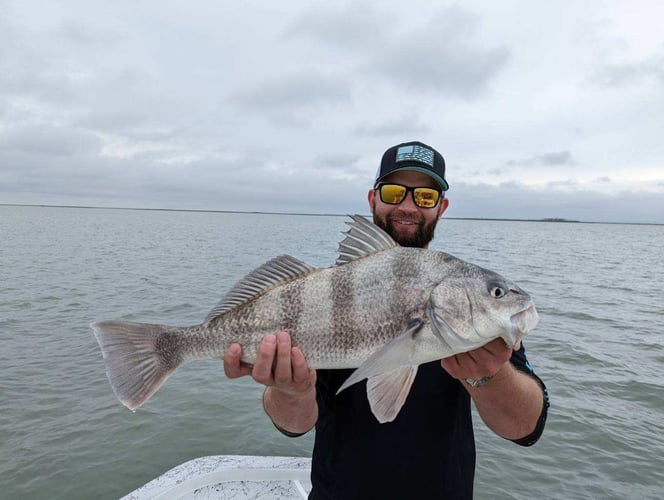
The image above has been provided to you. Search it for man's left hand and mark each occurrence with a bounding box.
[441,337,514,383]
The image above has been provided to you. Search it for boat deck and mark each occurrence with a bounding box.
[122,455,312,499]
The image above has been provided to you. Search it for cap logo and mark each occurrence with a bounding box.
[396,144,434,167]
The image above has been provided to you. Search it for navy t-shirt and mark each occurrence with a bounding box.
[308,344,548,500]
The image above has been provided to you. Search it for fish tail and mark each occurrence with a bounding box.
[91,320,181,410]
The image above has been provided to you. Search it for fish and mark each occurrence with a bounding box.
[92,214,539,423]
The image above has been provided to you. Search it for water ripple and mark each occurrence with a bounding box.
[2,207,663,499]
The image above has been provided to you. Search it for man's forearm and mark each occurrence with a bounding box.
[263,385,318,435]
[468,363,544,440]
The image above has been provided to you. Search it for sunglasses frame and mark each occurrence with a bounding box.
[375,182,442,209]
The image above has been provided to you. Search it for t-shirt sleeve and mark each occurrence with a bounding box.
[507,343,550,446]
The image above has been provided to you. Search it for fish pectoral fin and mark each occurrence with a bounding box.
[336,318,423,396]
[366,365,418,423]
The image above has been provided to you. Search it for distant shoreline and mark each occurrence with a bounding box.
[1,203,662,226]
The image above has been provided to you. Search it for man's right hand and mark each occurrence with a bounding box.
[224,332,318,435]
[223,332,316,396]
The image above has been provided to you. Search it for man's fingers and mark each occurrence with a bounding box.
[224,343,250,378]
[479,339,513,368]
[483,337,513,356]
[252,334,278,383]
[442,350,490,379]
[447,340,513,379]
[440,353,463,377]
[291,346,314,385]
[273,332,293,384]
[223,333,314,391]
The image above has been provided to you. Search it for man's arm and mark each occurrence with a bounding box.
[442,337,546,441]
[224,332,318,435]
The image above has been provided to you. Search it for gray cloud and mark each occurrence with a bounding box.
[0,124,102,157]
[2,143,662,224]
[0,1,662,225]
[367,7,510,97]
[232,72,351,109]
[354,114,432,137]
[285,1,389,49]
[313,153,361,170]
[230,71,353,125]
[593,50,664,87]
[287,4,510,98]
[546,179,578,188]
[506,151,576,168]
[446,181,664,224]
[56,19,126,47]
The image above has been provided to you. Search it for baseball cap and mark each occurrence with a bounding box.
[374,141,449,191]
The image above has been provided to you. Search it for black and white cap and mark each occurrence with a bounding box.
[374,141,448,191]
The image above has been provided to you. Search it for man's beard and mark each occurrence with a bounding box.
[372,210,437,248]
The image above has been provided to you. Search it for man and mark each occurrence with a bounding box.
[224,141,549,499]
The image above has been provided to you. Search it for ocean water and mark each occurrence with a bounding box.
[1,205,662,499]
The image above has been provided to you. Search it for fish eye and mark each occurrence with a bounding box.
[489,286,506,299]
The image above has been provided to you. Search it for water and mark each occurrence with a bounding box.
[1,206,662,499]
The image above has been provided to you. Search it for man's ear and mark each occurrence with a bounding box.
[437,197,450,219]
[367,188,375,212]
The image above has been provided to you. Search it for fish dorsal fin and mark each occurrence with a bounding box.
[335,214,397,265]
[205,255,317,323]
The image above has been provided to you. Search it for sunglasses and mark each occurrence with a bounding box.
[376,183,442,208]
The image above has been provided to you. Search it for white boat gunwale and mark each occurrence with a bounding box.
[122,455,312,500]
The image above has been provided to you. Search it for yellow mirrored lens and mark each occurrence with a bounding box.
[414,188,439,208]
[380,184,407,204]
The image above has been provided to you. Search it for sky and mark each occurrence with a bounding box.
[1,0,663,224]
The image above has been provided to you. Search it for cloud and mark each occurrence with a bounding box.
[593,51,664,87]
[546,179,578,189]
[2,143,662,224]
[446,181,664,224]
[55,19,125,47]
[367,7,510,97]
[1,1,663,225]
[0,124,101,157]
[506,151,576,168]
[313,152,361,170]
[354,113,431,137]
[230,71,353,125]
[287,4,510,98]
[285,1,389,50]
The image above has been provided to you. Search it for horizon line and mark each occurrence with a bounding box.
[1,203,662,226]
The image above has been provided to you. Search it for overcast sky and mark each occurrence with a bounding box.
[1,0,663,223]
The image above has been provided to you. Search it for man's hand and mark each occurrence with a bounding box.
[442,338,544,440]
[223,332,316,396]
[441,337,514,382]
[224,332,318,435]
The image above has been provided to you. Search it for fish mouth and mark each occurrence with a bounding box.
[511,305,539,335]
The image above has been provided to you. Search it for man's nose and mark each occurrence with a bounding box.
[398,192,419,211]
